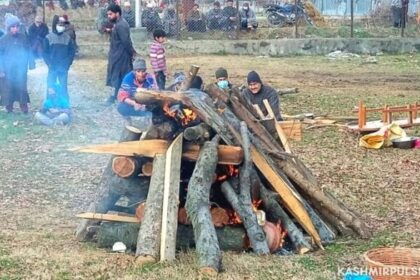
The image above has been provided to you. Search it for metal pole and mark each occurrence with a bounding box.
[350,0,354,37]
[135,0,141,28]
[42,0,45,23]
[294,0,298,38]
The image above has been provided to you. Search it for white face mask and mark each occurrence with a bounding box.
[56,25,65,33]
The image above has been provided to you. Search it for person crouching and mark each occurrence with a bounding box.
[117,58,156,129]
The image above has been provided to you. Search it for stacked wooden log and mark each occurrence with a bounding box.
[74,66,370,276]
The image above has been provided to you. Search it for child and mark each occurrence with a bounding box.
[149,29,167,90]
[34,84,71,126]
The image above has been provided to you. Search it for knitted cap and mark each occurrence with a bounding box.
[215,67,228,79]
[5,13,20,30]
[133,58,147,71]
[247,71,262,84]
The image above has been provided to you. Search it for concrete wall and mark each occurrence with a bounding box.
[80,37,420,58]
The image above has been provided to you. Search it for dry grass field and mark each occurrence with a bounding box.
[0,53,419,280]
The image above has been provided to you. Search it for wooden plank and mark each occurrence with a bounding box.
[262,100,292,153]
[250,146,323,249]
[253,104,266,120]
[278,121,302,141]
[160,133,183,261]
[71,140,243,165]
[76,212,139,223]
[136,154,166,264]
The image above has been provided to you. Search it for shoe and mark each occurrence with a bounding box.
[105,96,116,106]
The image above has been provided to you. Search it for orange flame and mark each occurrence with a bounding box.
[162,102,197,127]
[226,209,242,225]
[215,165,240,182]
[252,199,263,212]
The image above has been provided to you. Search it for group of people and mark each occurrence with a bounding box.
[0,13,76,125]
[104,3,280,131]
[187,1,257,32]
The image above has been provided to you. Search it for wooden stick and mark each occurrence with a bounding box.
[263,99,292,153]
[180,65,200,91]
[76,212,139,223]
[160,133,183,261]
[253,104,266,120]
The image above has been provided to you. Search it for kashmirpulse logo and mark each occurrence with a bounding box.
[337,266,420,277]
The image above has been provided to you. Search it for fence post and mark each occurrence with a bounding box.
[350,0,354,38]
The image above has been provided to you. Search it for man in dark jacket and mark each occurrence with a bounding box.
[105,4,137,104]
[242,71,282,121]
[28,15,49,58]
[122,1,135,28]
[222,0,238,31]
[0,14,34,114]
[43,15,76,100]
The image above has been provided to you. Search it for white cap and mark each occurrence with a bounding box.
[123,1,130,7]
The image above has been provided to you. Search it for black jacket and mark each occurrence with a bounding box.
[242,84,282,121]
[43,32,76,71]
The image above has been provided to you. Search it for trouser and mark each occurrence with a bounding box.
[155,70,166,90]
[34,112,70,126]
[6,103,28,113]
[47,69,69,99]
[391,6,402,27]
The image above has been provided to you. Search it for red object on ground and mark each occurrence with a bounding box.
[414,138,420,149]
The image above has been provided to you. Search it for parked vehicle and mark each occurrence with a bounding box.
[264,2,313,27]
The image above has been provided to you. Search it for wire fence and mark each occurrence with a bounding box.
[1,0,420,39]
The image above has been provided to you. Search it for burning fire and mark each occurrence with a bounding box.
[162,102,197,127]
[216,165,240,182]
[226,209,242,225]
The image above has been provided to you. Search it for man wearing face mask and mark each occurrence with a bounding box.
[214,67,232,90]
[242,70,282,121]
[43,15,76,100]
[106,4,137,105]
[239,2,258,31]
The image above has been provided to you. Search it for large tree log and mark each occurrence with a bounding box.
[160,133,183,261]
[184,123,212,142]
[259,185,312,254]
[97,223,248,252]
[135,154,166,265]
[185,136,222,275]
[180,65,200,91]
[75,126,146,241]
[72,140,243,165]
[221,122,269,255]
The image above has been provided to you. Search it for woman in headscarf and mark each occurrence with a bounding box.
[0,14,34,114]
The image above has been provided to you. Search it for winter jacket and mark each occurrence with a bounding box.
[242,84,282,121]
[43,32,76,71]
[149,41,166,72]
[117,71,157,102]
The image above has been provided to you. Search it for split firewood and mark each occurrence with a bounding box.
[178,207,191,225]
[210,207,229,227]
[135,154,166,265]
[112,156,141,178]
[185,136,222,275]
[71,140,243,165]
[262,99,291,153]
[160,133,183,261]
[221,122,269,255]
[135,202,146,222]
[76,212,139,223]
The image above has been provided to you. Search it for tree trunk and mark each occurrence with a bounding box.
[180,65,200,91]
[75,126,144,241]
[97,223,248,252]
[185,136,222,275]
[135,154,166,264]
[221,122,269,255]
[184,123,212,142]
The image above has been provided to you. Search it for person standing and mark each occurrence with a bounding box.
[242,71,282,121]
[28,15,49,58]
[105,4,137,104]
[149,29,167,90]
[0,14,34,114]
[43,15,76,100]
[122,1,135,28]
[391,0,403,27]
